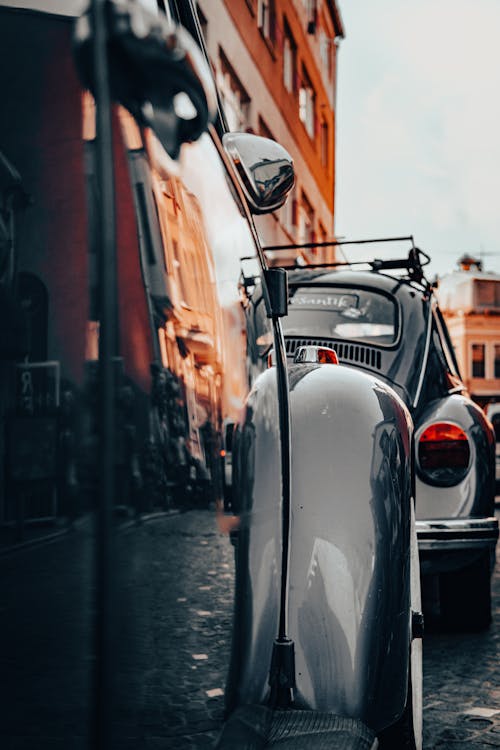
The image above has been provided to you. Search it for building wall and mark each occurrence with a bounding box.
[197,0,344,265]
[441,271,500,405]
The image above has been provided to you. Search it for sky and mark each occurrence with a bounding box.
[334,0,500,279]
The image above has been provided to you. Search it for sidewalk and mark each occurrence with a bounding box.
[0,515,74,555]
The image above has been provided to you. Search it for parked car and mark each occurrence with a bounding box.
[280,243,499,631]
[485,402,500,493]
[0,2,422,749]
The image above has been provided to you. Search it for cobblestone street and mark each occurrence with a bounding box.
[1,508,499,748]
[421,511,500,749]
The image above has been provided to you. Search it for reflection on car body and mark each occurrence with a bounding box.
[281,241,499,631]
[0,1,291,746]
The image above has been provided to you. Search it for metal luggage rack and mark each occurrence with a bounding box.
[263,234,434,290]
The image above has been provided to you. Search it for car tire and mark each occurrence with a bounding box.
[439,552,492,632]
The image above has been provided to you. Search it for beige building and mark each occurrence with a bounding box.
[196,0,344,265]
[439,257,500,407]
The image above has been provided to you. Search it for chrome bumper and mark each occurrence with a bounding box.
[416,517,499,551]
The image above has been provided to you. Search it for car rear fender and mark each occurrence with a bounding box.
[226,364,414,734]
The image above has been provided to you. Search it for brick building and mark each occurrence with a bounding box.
[196,0,344,265]
[439,257,500,408]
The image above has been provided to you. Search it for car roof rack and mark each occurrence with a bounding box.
[263,235,433,289]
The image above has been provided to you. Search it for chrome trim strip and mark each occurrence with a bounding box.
[412,302,433,409]
[416,517,499,531]
[416,517,499,550]
[418,538,497,551]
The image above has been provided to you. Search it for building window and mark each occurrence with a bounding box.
[494,345,500,378]
[258,0,275,43]
[258,115,274,141]
[283,21,296,93]
[320,119,329,168]
[298,191,315,245]
[474,280,500,309]
[302,0,317,33]
[472,343,485,378]
[218,51,251,132]
[299,67,316,139]
[319,29,334,79]
[281,184,295,233]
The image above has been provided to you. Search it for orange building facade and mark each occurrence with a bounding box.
[196,0,344,265]
[439,263,500,408]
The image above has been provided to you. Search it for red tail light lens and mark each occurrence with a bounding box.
[317,347,339,364]
[417,422,470,486]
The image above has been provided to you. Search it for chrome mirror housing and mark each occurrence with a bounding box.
[74,0,218,159]
[223,132,295,214]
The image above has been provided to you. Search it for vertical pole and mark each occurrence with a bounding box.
[90,1,118,748]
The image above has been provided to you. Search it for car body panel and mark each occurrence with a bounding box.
[227,363,415,734]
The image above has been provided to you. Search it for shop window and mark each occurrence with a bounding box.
[472,343,485,378]
[299,67,316,139]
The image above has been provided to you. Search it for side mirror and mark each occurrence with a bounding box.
[74,0,218,159]
[223,133,295,215]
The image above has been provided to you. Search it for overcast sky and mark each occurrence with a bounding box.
[334,0,500,278]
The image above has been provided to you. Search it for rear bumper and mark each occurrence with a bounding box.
[416,517,499,552]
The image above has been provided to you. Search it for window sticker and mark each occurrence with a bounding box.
[290,292,359,310]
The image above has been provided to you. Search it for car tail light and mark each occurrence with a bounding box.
[417,422,470,486]
[294,345,339,364]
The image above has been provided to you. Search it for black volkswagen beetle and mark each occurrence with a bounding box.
[279,242,499,631]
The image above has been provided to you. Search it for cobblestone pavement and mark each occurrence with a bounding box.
[163,510,500,749]
[1,508,499,748]
[422,514,500,749]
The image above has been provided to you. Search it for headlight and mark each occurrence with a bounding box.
[417,421,470,487]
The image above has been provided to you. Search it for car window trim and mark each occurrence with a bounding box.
[412,298,433,409]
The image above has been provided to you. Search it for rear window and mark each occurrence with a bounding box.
[285,286,398,345]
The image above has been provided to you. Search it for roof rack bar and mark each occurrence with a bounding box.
[264,235,415,252]
[278,257,414,272]
[280,260,372,271]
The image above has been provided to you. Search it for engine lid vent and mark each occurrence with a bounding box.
[285,337,382,370]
